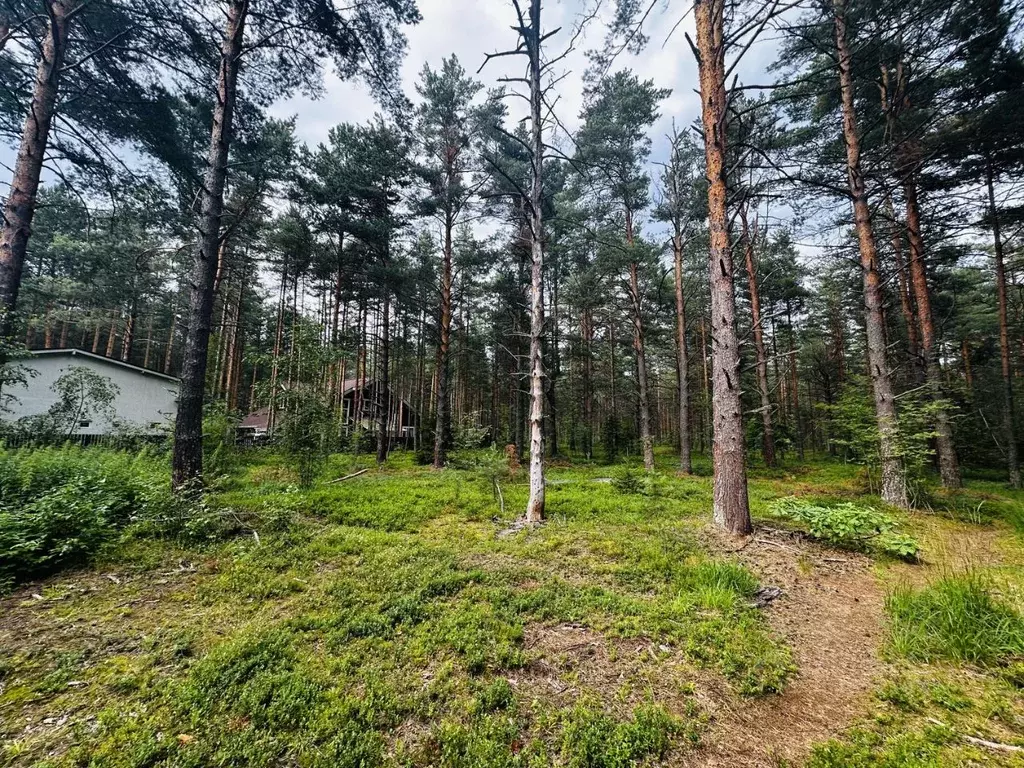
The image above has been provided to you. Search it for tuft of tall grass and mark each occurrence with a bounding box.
[886,572,1024,666]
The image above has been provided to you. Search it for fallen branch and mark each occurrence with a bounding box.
[328,468,371,484]
[493,478,506,517]
[926,718,1024,754]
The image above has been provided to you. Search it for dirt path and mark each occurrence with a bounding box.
[681,526,888,767]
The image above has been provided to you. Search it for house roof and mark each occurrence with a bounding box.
[28,349,180,383]
[239,407,270,430]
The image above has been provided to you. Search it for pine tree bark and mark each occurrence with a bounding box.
[672,236,692,473]
[164,310,176,374]
[833,0,908,508]
[902,175,961,488]
[884,193,923,382]
[172,0,248,491]
[696,0,752,534]
[377,286,392,465]
[627,250,655,471]
[581,309,595,458]
[0,0,74,342]
[105,312,117,358]
[524,0,546,523]
[986,161,1021,488]
[741,206,776,468]
[433,212,454,468]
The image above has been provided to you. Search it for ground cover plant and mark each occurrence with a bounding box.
[0,446,180,588]
[2,448,1024,767]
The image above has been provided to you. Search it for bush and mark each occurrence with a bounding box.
[886,574,1024,666]
[769,497,920,561]
[0,445,178,586]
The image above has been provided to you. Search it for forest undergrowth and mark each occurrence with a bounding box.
[2,446,1024,767]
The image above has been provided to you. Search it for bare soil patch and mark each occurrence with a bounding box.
[679,525,887,767]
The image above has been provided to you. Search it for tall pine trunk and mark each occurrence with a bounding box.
[884,193,923,382]
[377,286,392,465]
[524,0,546,523]
[696,0,752,534]
[741,207,776,468]
[172,0,248,491]
[986,161,1021,488]
[627,251,655,471]
[673,236,692,473]
[433,213,453,468]
[833,0,908,508]
[902,175,961,488]
[0,0,74,341]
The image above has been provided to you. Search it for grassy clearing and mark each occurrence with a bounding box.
[2,448,1024,766]
[1,448,794,767]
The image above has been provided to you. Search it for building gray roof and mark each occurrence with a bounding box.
[27,349,180,384]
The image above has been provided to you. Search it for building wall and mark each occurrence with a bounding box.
[2,352,179,435]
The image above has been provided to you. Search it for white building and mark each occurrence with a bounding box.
[2,349,179,436]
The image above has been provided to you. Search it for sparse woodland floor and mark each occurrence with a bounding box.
[3,450,1024,767]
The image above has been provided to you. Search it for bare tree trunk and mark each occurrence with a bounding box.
[105,312,117,358]
[902,175,961,487]
[741,206,776,468]
[43,307,53,349]
[524,0,546,523]
[834,0,908,508]
[143,313,154,369]
[433,213,454,468]
[172,0,248,491]
[673,236,693,473]
[987,160,1020,488]
[627,254,655,471]
[0,0,74,341]
[122,296,137,363]
[377,286,392,465]
[164,310,176,374]
[696,0,751,534]
[884,192,923,382]
[582,309,595,459]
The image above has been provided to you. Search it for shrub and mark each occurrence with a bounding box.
[886,574,1024,666]
[0,445,178,586]
[769,497,920,561]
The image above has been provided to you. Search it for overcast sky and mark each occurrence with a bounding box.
[268,0,783,245]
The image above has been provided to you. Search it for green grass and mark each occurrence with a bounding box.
[0,447,799,767]
[4,448,1024,767]
[886,573,1024,666]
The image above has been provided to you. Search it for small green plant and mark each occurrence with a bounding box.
[612,467,645,495]
[559,700,687,768]
[886,573,1024,666]
[279,393,335,487]
[769,497,920,561]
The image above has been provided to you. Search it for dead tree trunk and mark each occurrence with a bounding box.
[172,0,248,491]
[524,0,546,523]
[0,0,74,341]
[987,160,1020,488]
[673,235,692,474]
[902,175,961,488]
[740,205,776,468]
[833,0,908,508]
[696,0,752,534]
